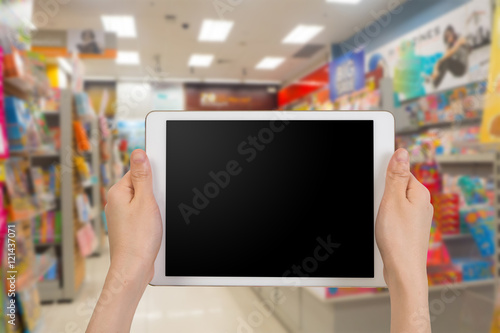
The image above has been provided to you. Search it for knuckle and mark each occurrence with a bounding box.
[131,169,149,182]
[388,169,410,181]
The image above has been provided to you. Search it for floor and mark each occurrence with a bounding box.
[40,244,288,333]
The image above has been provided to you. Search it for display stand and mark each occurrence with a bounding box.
[35,89,87,302]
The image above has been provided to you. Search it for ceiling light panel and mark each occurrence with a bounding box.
[255,57,285,70]
[188,54,214,67]
[198,19,234,42]
[282,25,324,44]
[101,15,137,38]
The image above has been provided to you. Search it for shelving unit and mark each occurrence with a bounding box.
[29,89,87,303]
[396,116,483,136]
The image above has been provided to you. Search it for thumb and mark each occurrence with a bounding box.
[129,149,154,198]
[384,148,411,200]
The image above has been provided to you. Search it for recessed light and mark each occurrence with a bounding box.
[101,15,137,38]
[198,19,234,42]
[188,54,214,67]
[326,0,361,3]
[282,25,324,44]
[116,51,140,65]
[255,57,285,70]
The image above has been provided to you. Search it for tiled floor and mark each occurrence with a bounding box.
[40,243,287,333]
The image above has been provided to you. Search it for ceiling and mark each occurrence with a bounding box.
[34,0,407,84]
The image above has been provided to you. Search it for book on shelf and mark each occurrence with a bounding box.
[4,97,30,152]
[29,167,56,211]
[75,193,91,224]
[17,284,41,333]
[4,159,35,221]
[32,211,57,245]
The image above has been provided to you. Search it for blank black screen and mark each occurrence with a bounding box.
[166,120,374,278]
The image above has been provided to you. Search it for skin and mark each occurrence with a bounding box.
[87,148,432,333]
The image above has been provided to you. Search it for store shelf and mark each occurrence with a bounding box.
[305,287,389,304]
[442,233,473,241]
[435,153,497,164]
[35,242,61,248]
[305,279,495,304]
[30,151,60,158]
[396,117,482,136]
[42,111,60,117]
[10,149,59,158]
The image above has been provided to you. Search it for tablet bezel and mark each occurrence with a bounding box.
[146,111,394,287]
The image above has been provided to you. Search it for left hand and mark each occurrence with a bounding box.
[105,149,163,283]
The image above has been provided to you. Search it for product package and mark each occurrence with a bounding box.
[452,258,494,282]
[432,193,460,235]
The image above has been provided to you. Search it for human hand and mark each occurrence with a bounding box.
[105,149,162,284]
[376,148,433,288]
[87,150,162,332]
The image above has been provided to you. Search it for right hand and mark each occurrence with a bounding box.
[375,148,433,287]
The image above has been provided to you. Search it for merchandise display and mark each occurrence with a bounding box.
[404,81,486,128]
[0,0,499,332]
[0,23,111,331]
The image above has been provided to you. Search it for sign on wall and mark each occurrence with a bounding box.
[329,48,365,101]
[185,84,278,111]
[365,0,491,102]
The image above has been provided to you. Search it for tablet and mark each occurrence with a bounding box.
[146,111,394,287]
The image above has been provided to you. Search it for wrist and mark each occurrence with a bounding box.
[108,257,153,290]
[385,267,428,293]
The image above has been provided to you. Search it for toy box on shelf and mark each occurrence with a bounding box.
[405,81,486,127]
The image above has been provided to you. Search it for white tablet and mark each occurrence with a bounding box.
[146,111,394,287]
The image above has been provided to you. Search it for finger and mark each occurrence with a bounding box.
[384,148,411,200]
[107,171,133,204]
[407,173,431,205]
[129,149,154,199]
[116,171,132,190]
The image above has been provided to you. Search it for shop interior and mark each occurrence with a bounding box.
[1,0,500,332]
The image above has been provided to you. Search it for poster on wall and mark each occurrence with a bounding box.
[366,0,491,102]
[329,48,365,101]
[480,3,500,143]
[67,29,105,55]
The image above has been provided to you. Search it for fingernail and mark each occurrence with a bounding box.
[132,150,146,164]
[395,149,409,163]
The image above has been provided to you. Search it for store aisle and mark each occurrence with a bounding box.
[40,242,287,333]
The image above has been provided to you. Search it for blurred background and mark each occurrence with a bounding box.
[0,0,500,332]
